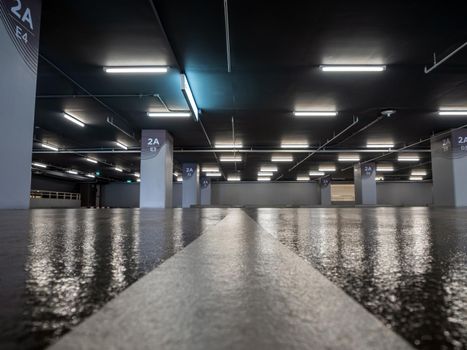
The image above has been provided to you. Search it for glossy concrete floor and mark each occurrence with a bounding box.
[0,208,466,349]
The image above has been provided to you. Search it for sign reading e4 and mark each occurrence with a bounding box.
[10,0,34,43]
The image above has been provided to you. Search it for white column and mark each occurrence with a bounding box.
[182,163,200,208]
[319,176,332,206]
[0,0,42,208]
[140,130,173,208]
[354,163,377,205]
[200,177,211,205]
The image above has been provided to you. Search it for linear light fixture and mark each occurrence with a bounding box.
[220,155,242,162]
[228,175,241,181]
[271,155,293,162]
[438,110,467,116]
[177,178,183,182]
[134,172,140,178]
[366,142,394,148]
[338,155,360,162]
[202,166,219,172]
[260,165,278,172]
[114,167,123,172]
[257,177,271,182]
[86,174,95,178]
[136,179,141,183]
[66,170,78,175]
[293,111,337,117]
[173,172,180,177]
[180,74,199,121]
[375,176,384,181]
[85,157,98,164]
[376,165,394,172]
[297,176,310,181]
[309,171,325,176]
[41,143,59,151]
[411,170,427,176]
[205,172,222,177]
[63,113,85,127]
[409,176,424,181]
[147,112,191,118]
[281,143,309,149]
[115,141,128,150]
[215,142,243,149]
[398,155,420,162]
[104,66,168,74]
[318,165,336,172]
[32,162,47,168]
[320,65,386,72]
[258,172,274,176]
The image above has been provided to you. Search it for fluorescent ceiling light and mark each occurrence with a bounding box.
[63,113,85,127]
[375,176,384,181]
[202,166,219,172]
[134,172,140,178]
[297,176,310,181]
[271,155,293,162]
[338,155,360,162]
[281,143,309,149]
[320,65,386,72]
[398,155,420,162]
[114,167,123,172]
[177,178,183,182]
[137,179,141,183]
[66,170,78,175]
[41,143,58,151]
[215,142,243,149]
[411,170,427,176]
[173,172,180,177]
[228,176,241,181]
[32,162,47,168]
[438,110,467,116]
[376,165,394,172]
[258,172,274,176]
[309,171,325,176]
[205,172,222,177]
[147,112,191,118]
[293,111,337,117]
[180,74,199,121]
[367,143,394,148]
[85,158,98,164]
[115,141,128,150]
[260,165,278,172]
[220,156,242,162]
[86,174,95,178]
[318,165,336,172]
[104,66,168,74]
[257,177,271,182]
[409,176,423,181]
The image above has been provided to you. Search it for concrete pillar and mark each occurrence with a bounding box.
[182,163,200,208]
[319,176,332,206]
[200,177,211,206]
[140,130,173,208]
[431,130,467,207]
[0,0,42,208]
[354,163,377,205]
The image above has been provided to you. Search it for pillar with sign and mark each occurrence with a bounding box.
[182,163,200,208]
[319,176,332,206]
[431,130,467,207]
[0,0,42,208]
[200,177,211,206]
[354,163,377,205]
[140,130,174,208]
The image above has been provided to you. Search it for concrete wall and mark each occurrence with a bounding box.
[31,175,79,193]
[30,198,81,209]
[212,182,321,206]
[377,182,432,206]
[100,181,433,208]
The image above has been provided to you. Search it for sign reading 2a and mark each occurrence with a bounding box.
[184,167,195,178]
[147,137,160,152]
[10,0,34,44]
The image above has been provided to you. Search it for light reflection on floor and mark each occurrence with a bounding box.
[245,207,467,349]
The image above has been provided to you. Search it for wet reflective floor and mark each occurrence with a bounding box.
[0,208,229,350]
[245,208,467,350]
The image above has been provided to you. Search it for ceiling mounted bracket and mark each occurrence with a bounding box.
[424,41,467,74]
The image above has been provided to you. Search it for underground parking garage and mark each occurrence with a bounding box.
[0,1,467,349]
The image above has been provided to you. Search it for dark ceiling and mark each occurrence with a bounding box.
[32,0,467,182]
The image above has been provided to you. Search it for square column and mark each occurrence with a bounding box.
[182,163,200,208]
[0,1,42,208]
[200,177,211,206]
[319,176,332,206]
[431,130,467,207]
[140,130,173,208]
[354,163,377,205]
